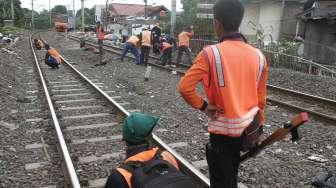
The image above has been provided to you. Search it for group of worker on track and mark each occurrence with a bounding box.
[95,20,194,67]
[34,0,268,187]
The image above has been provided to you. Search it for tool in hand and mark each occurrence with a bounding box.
[240,112,309,163]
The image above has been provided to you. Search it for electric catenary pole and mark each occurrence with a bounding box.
[11,0,14,22]
[81,0,84,32]
[73,0,76,31]
[170,0,176,36]
[31,0,34,29]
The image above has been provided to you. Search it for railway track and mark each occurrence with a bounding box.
[68,34,336,124]
[30,33,213,187]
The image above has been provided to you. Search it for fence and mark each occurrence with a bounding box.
[189,38,336,78]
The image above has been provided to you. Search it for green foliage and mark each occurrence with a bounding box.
[0,26,23,36]
[75,8,95,27]
[0,0,24,27]
[51,5,67,15]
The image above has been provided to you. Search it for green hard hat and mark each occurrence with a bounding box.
[122,112,159,144]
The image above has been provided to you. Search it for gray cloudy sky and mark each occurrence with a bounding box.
[21,0,183,12]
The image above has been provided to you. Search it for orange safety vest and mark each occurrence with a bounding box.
[178,31,193,47]
[48,48,62,64]
[141,30,151,47]
[116,147,179,188]
[202,42,266,137]
[96,27,105,40]
[161,42,172,52]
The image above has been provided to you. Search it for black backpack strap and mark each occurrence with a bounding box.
[120,161,143,173]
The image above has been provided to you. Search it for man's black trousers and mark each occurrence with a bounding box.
[206,134,241,188]
[140,46,150,66]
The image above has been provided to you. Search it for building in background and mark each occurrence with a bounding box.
[240,0,305,43]
[298,0,336,65]
[95,3,168,36]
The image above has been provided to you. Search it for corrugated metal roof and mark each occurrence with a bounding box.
[108,3,167,17]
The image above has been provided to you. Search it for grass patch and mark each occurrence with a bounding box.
[0,26,23,36]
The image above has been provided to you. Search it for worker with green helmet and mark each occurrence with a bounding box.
[104,112,195,188]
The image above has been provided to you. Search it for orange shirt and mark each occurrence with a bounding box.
[178,31,194,47]
[179,41,267,128]
[127,35,140,46]
[48,48,62,64]
[96,26,105,40]
[141,30,151,47]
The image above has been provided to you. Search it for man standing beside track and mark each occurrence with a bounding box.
[151,21,161,55]
[139,27,151,66]
[96,21,106,65]
[176,26,194,65]
[178,0,268,187]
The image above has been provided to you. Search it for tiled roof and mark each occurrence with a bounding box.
[108,3,167,17]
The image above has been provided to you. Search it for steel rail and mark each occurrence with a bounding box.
[29,34,81,187]
[59,49,211,187]
[73,36,336,103]
[67,34,336,123]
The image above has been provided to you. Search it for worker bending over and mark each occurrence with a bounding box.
[104,113,195,188]
[139,27,151,66]
[44,44,62,69]
[160,38,173,67]
[121,35,140,65]
[176,26,194,65]
[178,0,268,187]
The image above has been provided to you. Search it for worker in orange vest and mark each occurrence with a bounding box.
[176,26,194,65]
[96,21,106,65]
[160,38,173,66]
[44,44,62,69]
[139,27,151,66]
[121,35,140,64]
[178,0,267,187]
[104,113,195,188]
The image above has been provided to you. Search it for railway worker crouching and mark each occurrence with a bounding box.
[96,21,106,65]
[104,113,195,188]
[139,27,151,66]
[34,39,44,50]
[178,0,268,187]
[44,44,62,69]
[121,35,140,65]
[176,26,194,65]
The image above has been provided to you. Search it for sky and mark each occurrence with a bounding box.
[21,0,183,13]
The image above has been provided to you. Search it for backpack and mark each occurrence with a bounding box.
[121,151,195,188]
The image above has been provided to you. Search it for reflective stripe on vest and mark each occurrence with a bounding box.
[204,43,264,137]
[256,50,265,84]
[210,45,225,87]
[116,147,179,188]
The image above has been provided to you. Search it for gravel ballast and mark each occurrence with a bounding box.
[41,32,336,188]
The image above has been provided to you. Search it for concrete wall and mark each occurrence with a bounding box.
[280,2,304,38]
[241,2,283,42]
[258,1,283,42]
[240,3,259,40]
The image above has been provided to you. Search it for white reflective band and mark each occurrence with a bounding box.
[256,50,265,84]
[215,106,259,124]
[210,45,225,87]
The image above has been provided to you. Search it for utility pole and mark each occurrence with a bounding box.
[106,0,109,31]
[144,0,148,19]
[49,0,51,28]
[31,0,34,29]
[73,0,76,31]
[81,0,84,32]
[11,0,14,22]
[170,0,176,36]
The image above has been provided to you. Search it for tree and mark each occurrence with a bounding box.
[75,7,95,27]
[51,5,67,15]
[0,0,24,27]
